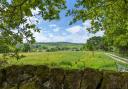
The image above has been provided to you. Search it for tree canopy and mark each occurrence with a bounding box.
[0,0,66,49]
[0,0,128,55]
[84,36,113,52]
[68,0,128,51]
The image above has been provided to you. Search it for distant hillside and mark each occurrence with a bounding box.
[36,42,83,46]
[31,42,84,52]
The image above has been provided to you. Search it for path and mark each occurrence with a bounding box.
[105,53,128,72]
[105,53,128,64]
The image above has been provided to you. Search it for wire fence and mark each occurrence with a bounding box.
[116,62,128,72]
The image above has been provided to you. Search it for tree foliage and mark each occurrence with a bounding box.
[68,0,128,52]
[22,43,31,52]
[0,45,10,53]
[86,36,102,51]
[1,0,128,56]
[0,0,66,49]
[85,36,112,52]
[0,0,66,59]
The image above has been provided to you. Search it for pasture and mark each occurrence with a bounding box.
[0,51,117,70]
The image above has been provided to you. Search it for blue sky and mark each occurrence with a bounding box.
[8,0,103,43]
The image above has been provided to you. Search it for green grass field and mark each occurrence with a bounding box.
[0,51,117,71]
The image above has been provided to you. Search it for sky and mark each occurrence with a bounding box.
[8,0,104,43]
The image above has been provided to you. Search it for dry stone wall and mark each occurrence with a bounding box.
[0,65,128,89]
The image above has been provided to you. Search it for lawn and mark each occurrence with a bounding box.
[0,51,117,70]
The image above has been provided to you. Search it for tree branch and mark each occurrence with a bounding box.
[10,0,28,8]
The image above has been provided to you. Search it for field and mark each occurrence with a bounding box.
[0,51,117,71]
[36,42,83,48]
[31,42,83,52]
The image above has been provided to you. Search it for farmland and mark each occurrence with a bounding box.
[24,42,84,52]
[0,51,117,71]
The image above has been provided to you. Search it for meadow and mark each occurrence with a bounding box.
[0,51,118,71]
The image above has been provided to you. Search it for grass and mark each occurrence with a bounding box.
[0,51,117,70]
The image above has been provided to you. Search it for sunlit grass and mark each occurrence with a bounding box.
[0,51,117,70]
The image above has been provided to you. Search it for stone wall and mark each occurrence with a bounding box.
[0,65,128,89]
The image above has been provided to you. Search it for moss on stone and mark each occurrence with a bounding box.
[19,81,36,89]
[80,68,102,89]
[0,65,128,89]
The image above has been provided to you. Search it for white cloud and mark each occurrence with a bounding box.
[33,30,48,42]
[49,24,60,32]
[62,32,67,36]
[66,26,82,34]
[64,34,89,43]
[49,24,57,27]
[53,27,60,32]
[49,33,54,38]
[83,20,91,29]
[33,31,104,43]
[32,23,104,43]
[33,28,89,43]
[94,31,104,37]
[26,16,38,25]
[31,8,40,15]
